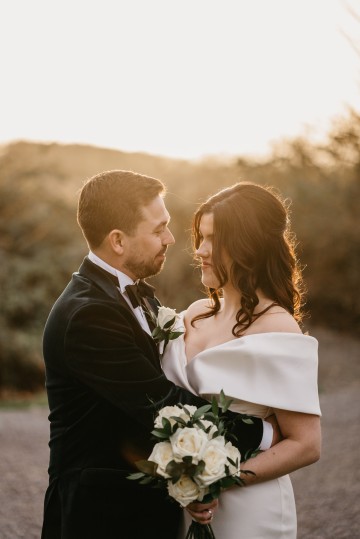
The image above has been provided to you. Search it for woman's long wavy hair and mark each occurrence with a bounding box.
[192,182,305,336]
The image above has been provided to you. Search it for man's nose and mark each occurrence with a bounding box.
[164,228,175,245]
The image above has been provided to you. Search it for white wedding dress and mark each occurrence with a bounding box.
[162,326,321,539]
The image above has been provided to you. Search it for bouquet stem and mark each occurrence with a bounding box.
[185,521,216,539]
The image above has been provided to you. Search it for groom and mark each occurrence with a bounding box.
[41,170,274,539]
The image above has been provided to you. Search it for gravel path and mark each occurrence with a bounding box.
[0,327,359,538]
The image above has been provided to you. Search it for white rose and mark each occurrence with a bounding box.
[157,307,178,329]
[171,314,185,333]
[154,405,184,428]
[225,441,241,476]
[170,427,208,464]
[148,441,174,479]
[195,437,228,487]
[167,475,204,507]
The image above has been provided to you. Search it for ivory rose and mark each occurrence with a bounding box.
[157,307,178,329]
[170,427,208,464]
[195,437,228,487]
[225,441,241,476]
[167,475,206,507]
[148,441,174,479]
[154,405,183,428]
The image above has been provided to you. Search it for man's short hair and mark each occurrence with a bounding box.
[77,170,165,249]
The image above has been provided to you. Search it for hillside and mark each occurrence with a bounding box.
[0,120,359,391]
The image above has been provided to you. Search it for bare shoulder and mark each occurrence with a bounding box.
[251,305,303,334]
[183,299,212,330]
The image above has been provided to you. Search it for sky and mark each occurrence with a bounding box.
[0,0,359,160]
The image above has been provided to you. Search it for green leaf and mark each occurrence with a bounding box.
[161,417,172,434]
[170,415,188,427]
[163,317,176,329]
[193,404,212,421]
[242,417,254,425]
[135,460,158,476]
[181,405,191,416]
[151,429,170,439]
[169,331,184,340]
[220,476,237,488]
[193,460,205,476]
[211,396,219,417]
[127,472,146,480]
[182,455,193,465]
[219,389,233,413]
[165,460,186,482]
[152,327,163,339]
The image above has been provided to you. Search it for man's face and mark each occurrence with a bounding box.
[122,195,175,280]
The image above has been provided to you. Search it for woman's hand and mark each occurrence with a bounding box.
[185,499,218,525]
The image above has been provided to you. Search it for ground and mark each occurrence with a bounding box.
[0,327,359,538]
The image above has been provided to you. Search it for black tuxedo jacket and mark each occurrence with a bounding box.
[41,256,263,539]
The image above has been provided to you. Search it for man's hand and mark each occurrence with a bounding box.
[185,499,218,525]
[266,414,283,446]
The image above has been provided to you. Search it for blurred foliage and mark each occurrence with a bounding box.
[1,109,359,391]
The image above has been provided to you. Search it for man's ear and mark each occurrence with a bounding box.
[108,229,126,254]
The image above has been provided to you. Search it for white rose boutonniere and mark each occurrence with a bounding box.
[151,306,184,356]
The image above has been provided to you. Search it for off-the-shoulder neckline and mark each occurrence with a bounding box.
[184,331,318,364]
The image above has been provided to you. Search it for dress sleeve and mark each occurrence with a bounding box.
[186,333,321,416]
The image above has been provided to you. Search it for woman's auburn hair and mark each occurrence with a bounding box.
[191,182,304,336]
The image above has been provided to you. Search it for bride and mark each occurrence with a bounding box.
[162,182,321,538]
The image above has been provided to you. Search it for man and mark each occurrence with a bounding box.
[41,170,274,539]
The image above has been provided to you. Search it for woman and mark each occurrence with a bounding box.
[162,182,321,538]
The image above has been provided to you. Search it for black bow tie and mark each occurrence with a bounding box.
[125,281,155,309]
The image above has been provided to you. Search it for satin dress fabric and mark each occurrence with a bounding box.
[162,328,321,539]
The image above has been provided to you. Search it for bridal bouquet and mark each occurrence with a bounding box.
[128,391,253,539]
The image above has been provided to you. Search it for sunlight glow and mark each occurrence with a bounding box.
[0,0,358,160]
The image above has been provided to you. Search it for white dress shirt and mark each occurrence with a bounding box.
[88,251,152,335]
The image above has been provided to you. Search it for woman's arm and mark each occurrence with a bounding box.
[240,410,321,485]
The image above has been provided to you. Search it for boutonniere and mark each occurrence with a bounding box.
[151,306,184,356]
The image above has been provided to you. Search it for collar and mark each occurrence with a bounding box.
[88,251,135,293]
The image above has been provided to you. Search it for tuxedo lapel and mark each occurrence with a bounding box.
[77,257,140,322]
[77,256,159,353]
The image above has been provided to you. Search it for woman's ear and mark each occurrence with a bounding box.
[108,229,125,255]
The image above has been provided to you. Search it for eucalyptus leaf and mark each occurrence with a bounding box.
[211,396,219,417]
[127,472,145,480]
[227,457,239,468]
[170,416,188,427]
[220,476,236,488]
[161,417,172,434]
[166,460,186,482]
[151,429,170,439]
[135,460,158,476]
[152,327,163,339]
[193,404,212,421]
[169,331,184,340]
